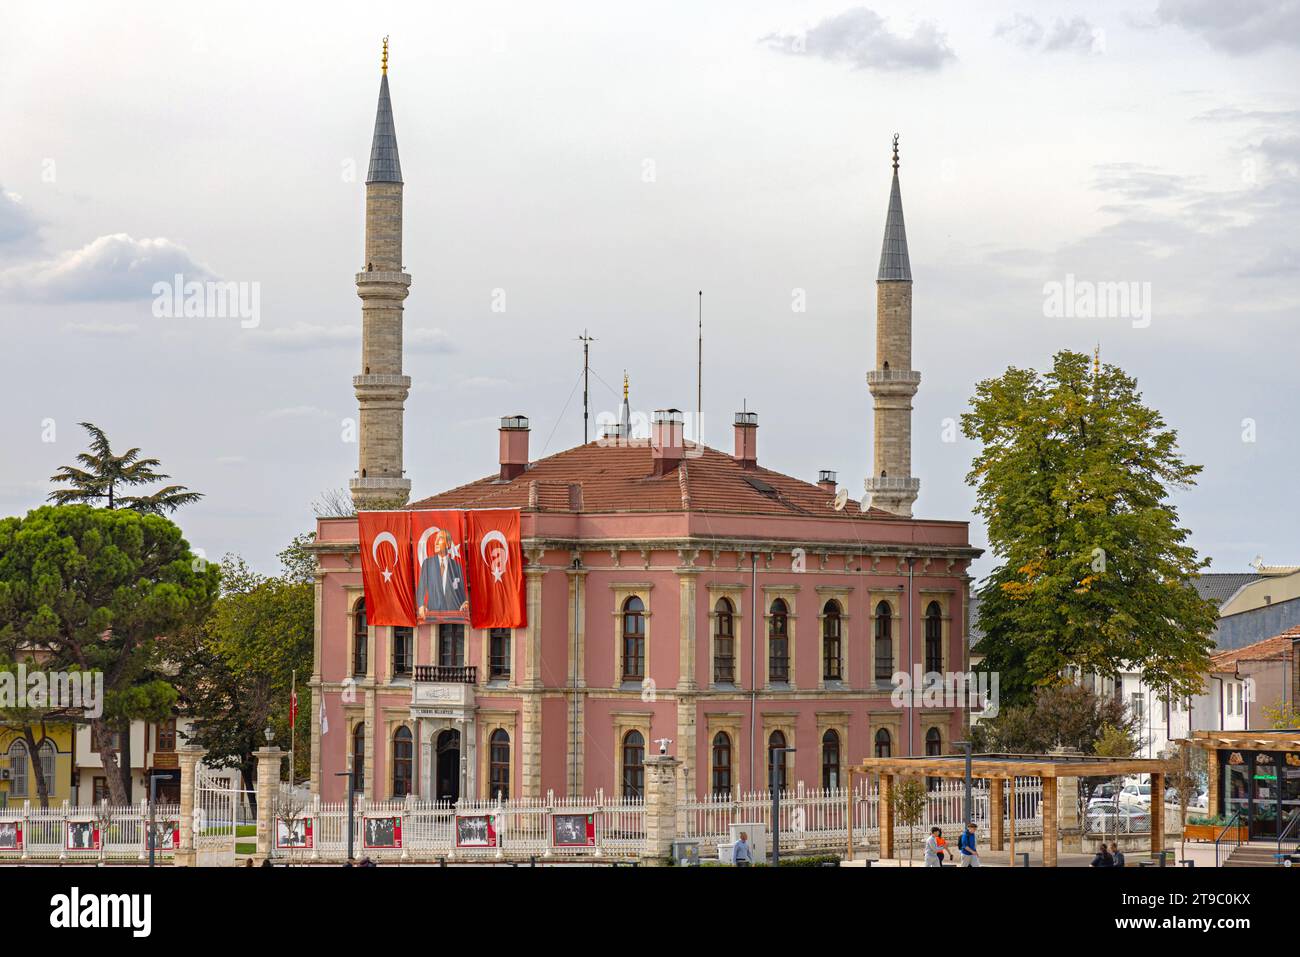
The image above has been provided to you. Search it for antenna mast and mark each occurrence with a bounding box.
[696,291,703,448]
[579,330,595,443]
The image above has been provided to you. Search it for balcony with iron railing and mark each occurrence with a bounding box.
[863,476,921,493]
[411,665,477,714]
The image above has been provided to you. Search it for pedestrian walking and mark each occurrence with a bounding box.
[957,822,981,867]
[1109,842,1125,868]
[1090,843,1114,867]
[733,831,753,867]
[925,827,943,867]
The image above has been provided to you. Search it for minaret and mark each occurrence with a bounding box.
[351,37,412,509]
[865,135,920,517]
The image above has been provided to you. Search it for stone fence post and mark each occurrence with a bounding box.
[175,745,207,867]
[254,746,284,864]
[1049,746,1084,853]
[643,755,680,864]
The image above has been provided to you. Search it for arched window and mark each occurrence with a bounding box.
[351,723,366,793]
[392,626,413,676]
[874,728,892,758]
[924,601,943,675]
[622,730,645,798]
[767,730,789,792]
[352,601,368,677]
[768,599,789,683]
[714,598,735,684]
[925,727,942,756]
[621,597,645,681]
[489,729,510,800]
[37,740,56,792]
[822,600,842,681]
[822,729,841,789]
[873,601,893,682]
[7,740,27,797]
[392,726,413,797]
[711,732,732,797]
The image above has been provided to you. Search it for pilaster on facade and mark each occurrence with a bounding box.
[676,566,700,692]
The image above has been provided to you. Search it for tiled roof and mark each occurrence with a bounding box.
[410,441,896,521]
[1210,627,1300,668]
[1192,573,1262,606]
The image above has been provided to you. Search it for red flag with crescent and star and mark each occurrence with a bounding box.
[357,511,417,626]
[410,510,470,623]
[466,509,526,629]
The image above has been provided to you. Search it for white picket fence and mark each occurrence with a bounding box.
[264,778,1047,863]
[0,801,181,862]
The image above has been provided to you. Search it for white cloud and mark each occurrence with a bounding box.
[63,320,141,336]
[0,188,39,246]
[761,7,956,72]
[995,14,1104,55]
[1157,0,1300,54]
[0,233,214,302]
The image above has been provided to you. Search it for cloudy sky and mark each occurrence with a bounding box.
[2,1,1297,580]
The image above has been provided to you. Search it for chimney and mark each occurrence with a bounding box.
[652,409,685,475]
[499,415,529,480]
[733,411,758,468]
[818,469,837,491]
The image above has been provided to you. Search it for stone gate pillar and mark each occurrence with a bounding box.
[1049,746,1084,852]
[254,746,284,864]
[643,755,681,864]
[175,745,207,867]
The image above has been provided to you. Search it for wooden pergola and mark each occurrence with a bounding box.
[846,753,1177,867]
[1186,729,1300,820]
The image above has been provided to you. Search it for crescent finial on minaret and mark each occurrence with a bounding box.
[892,133,900,171]
[1094,343,1101,378]
[382,36,389,75]
[623,371,629,400]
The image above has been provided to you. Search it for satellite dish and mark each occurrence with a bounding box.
[832,487,848,511]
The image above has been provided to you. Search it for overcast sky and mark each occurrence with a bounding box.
[2,1,1297,580]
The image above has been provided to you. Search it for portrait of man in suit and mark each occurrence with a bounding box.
[416,528,468,619]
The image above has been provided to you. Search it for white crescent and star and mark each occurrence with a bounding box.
[371,530,399,583]
[480,530,509,582]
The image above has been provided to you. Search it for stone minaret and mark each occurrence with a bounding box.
[351,38,412,509]
[865,135,919,517]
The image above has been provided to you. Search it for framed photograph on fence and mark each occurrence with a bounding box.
[146,820,179,851]
[455,814,498,848]
[0,821,22,850]
[551,812,596,848]
[277,816,314,849]
[66,820,101,851]
[363,815,402,849]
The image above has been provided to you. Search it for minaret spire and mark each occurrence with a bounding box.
[865,134,919,517]
[351,43,412,509]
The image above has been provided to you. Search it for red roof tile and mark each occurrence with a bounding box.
[1210,627,1300,668]
[410,441,895,521]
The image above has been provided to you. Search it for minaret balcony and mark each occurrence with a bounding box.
[863,476,921,494]
[865,369,921,386]
[349,475,412,494]
[353,373,411,389]
[354,270,412,286]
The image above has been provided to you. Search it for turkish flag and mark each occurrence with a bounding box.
[466,509,527,628]
[411,510,470,622]
[357,511,417,626]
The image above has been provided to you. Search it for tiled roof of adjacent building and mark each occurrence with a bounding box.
[1210,627,1300,668]
[1192,572,1263,607]
[410,441,898,520]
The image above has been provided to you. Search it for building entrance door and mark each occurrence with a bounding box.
[436,729,461,804]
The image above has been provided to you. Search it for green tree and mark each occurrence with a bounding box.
[891,777,928,866]
[962,350,1219,705]
[0,506,219,805]
[49,422,202,514]
[170,543,314,795]
[970,684,1141,756]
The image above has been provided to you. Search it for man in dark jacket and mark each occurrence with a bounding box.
[1090,843,1114,867]
[1109,841,1126,867]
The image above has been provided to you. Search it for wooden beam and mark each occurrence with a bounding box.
[845,769,855,862]
[879,773,894,860]
[1008,777,1017,867]
[1042,777,1058,868]
[990,777,1004,851]
[1151,771,1165,859]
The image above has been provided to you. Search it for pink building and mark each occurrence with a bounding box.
[308,56,979,804]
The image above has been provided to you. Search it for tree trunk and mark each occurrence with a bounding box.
[242,761,257,815]
[21,725,50,810]
[90,716,128,806]
[117,719,133,802]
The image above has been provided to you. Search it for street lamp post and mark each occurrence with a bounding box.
[335,764,357,862]
[147,773,169,868]
[770,747,796,866]
[955,739,973,824]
